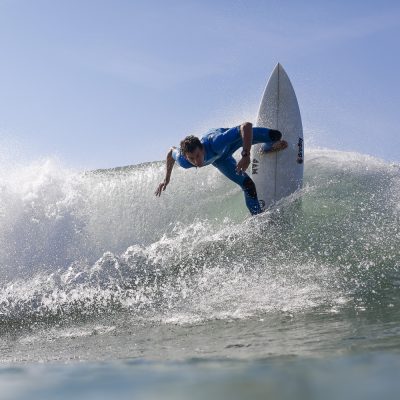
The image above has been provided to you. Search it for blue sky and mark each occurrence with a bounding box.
[0,0,399,168]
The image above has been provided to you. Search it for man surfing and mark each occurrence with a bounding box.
[155,122,287,215]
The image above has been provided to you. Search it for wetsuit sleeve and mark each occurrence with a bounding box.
[209,126,241,155]
[171,148,194,169]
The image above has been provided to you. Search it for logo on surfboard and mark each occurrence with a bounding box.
[252,158,259,174]
[297,137,304,164]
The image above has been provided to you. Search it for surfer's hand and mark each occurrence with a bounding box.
[236,156,250,174]
[155,180,169,197]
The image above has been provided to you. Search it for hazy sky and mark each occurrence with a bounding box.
[0,0,399,169]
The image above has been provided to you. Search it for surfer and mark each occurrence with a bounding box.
[155,122,287,215]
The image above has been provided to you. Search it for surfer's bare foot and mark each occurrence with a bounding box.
[259,140,288,155]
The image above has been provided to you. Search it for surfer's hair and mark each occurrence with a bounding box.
[180,135,203,155]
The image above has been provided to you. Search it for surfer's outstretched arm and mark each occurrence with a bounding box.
[155,147,176,197]
[236,122,253,174]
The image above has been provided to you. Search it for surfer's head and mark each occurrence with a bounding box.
[180,135,204,167]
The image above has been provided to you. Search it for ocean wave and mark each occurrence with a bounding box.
[0,149,399,331]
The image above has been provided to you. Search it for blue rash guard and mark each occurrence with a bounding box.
[172,126,281,215]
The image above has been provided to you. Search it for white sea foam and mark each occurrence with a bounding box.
[0,149,398,327]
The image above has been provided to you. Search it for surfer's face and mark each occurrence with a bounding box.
[186,147,204,167]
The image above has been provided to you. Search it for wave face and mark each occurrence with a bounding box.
[0,150,399,330]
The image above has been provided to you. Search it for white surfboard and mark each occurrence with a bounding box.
[250,63,304,210]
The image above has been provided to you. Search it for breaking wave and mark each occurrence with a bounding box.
[0,149,399,330]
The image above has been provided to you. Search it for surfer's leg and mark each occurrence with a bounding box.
[264,140,288,153]
[213,156,262,215]
[242,176,261,215]
[252,127,284,153]
[222,127,283,155]
[252,127,282,142]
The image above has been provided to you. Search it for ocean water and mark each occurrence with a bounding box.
[0,148,399,399]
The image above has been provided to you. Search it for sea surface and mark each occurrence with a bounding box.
[0,148,399,399]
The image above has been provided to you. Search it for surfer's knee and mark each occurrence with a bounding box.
[242,176,258,199]
[269,129,282,141]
